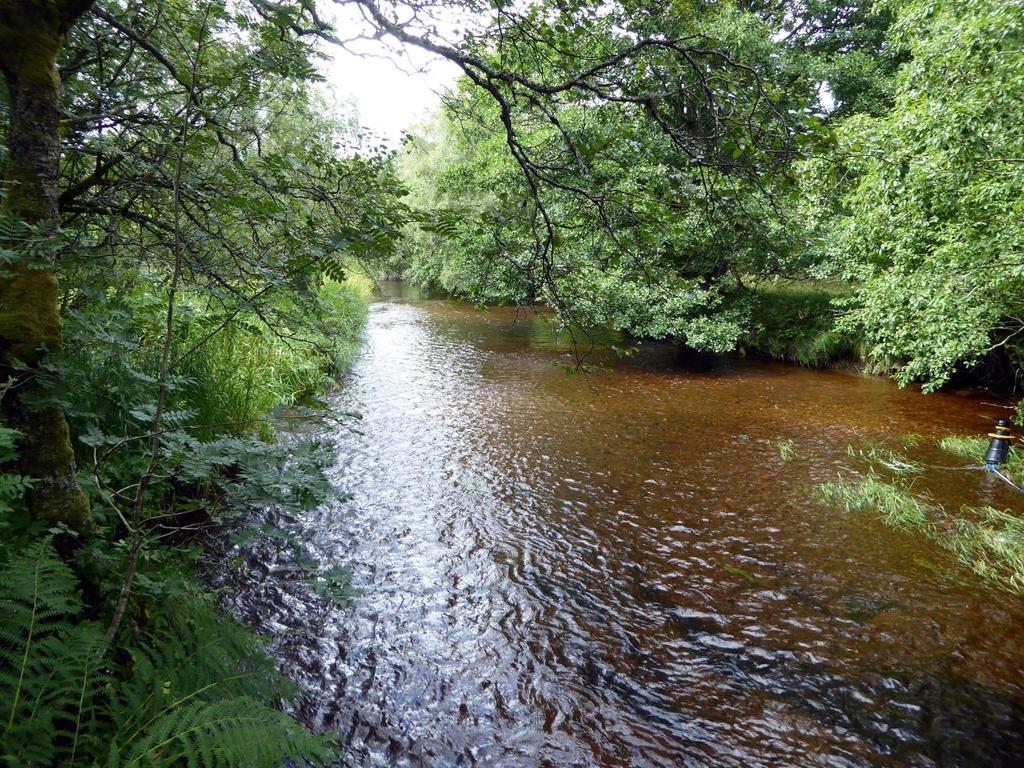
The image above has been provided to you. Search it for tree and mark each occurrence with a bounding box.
[0,0,94,528]
[821,0,1024,389]
[395,1,810,350]
[744,0,904,117]
[0,0,401,529]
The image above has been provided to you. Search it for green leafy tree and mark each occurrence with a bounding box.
[822,0,1024,389]
[396,1,810,350]
[745,0,905,117]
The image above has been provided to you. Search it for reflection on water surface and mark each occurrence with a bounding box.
[219,285,1024,767]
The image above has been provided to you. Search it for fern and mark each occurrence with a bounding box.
[0,539,106,766]
[117,697,335,768]
[0,539,79,729]
[0,541,338,767]
[106,590,338,767]
[0,425,34,519]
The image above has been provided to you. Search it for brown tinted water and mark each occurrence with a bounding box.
[219,286,1024,767]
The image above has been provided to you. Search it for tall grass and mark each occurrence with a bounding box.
[939,433,1024,483]
[179,278,369,431]
[740,279,864,368]
[820,469,1024,594]
[952,507,1024,593]
[820,474,933,529]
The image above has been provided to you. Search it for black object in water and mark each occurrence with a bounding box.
[985,419,1013,467]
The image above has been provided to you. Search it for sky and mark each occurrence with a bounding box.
[312,6,837,146]
[315,13,462,145]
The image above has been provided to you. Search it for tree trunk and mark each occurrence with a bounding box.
[0,1,93,529]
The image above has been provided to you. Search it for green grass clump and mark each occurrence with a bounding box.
[180,278,369,432]
[939,433,1024,483]
[820,470,1024,594]
[951,507,1024,593]
[740,280,863,368]
[938,435,990,461]
[899,434,926,448]
[820,474,934,529]
[771,438,797,461]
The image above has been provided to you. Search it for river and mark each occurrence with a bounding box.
[219,286,1024,767]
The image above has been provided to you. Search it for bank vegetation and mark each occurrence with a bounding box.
[0,0,1021,764]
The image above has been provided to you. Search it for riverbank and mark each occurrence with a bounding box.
[398,276,994,386]
[738,280,867,370]
[0,276,370,765]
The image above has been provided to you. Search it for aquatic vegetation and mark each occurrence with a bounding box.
[939,434,1024,483]
[900,434,926,448]
[939,435,992,462]
[951,507,1024,594]
[820,474,933,529]
[847,442,924,475]
[821,433,1024,593]
[821,471,1024,594]
[771,438,798,462]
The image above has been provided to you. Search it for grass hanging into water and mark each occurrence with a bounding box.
[820,436,1024,594]
[939,433,1024,485]
[740,280,865,368]
[846,442,924,475]
[178,277,371,433]
[820,474,934,529]
[951,507,1024,593]
[938,434,990,460]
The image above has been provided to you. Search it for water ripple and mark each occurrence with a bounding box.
[218,292,1024,767]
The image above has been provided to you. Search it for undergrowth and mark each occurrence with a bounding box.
[739,280,865,368]
[0,540,337,767]
[178,277,371,432]
[1,274,370,765]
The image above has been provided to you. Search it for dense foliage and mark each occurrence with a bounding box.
[821,0,1024,389]
[1,0,402,764]
[398,2,811,352]
[0,0,1022,762]
[397,0,1024,392]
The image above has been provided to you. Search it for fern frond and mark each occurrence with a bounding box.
[0,539,108,766]
[0,542,335,767]
[0,538,79,733]
[12,623,107,765]
[118,697,336,768]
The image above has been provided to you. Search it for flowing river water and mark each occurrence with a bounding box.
[219,286,1024,767]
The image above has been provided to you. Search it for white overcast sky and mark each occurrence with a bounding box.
[312,5,834,143]
[314,4,462,145]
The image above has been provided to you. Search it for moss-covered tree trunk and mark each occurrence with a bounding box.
[0,0,93,529]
